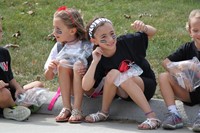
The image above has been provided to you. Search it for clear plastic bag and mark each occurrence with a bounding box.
[56,42,93,69]
[15,87,49,107]
[114,63,143,87]
[167,57,200,91]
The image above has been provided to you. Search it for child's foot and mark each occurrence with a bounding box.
[162,112,183,129]
[138,118,161,130]
[55,107,71,122]
[84,111,109,123]
[3,106,31,121]
[192,115,200,132]
[68,109,83,123]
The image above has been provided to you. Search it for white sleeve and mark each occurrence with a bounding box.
[44,43,59,70]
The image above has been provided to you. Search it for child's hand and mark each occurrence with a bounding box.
[15,87,25,98]
[0,80,8,89]
[48,60,59,71]
[131,20,147,32]
[92,47,103,64]
[175,73,193,92]
[74,61,86,76]
[182,76,193,92]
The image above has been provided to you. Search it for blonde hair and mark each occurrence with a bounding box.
[186,9,200,31]
[54,8,86,40]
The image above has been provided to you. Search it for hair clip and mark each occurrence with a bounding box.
[57,6,67,11]
[56,6,74,24]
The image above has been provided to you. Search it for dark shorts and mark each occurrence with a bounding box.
[184,86,200,106]
[120,77,157,101]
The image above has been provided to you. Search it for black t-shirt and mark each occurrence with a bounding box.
[89,32,156,88]
[167,41,200,61]
[0,47,14,83]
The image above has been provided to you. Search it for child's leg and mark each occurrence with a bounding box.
[0,88,31,121]
[101,69,120,114]
[72,61,84,111]
[58,65,73,109]
[158,72,188,129]
[23,81,44,90]
[55,64,73,122]
[120,77,155,117]
[119,76,160,129]
[68,62,84,123]
[0,88,15,108]
[84,69,119,122]
[159,72,191,112]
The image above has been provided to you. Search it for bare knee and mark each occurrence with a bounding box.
[73,61,84,76]
[158,72,170,83]
[0,88,13,107]
[105,69,120,85]
[158,72,169,79]
[57,62,72,79]
[58,60,71,72]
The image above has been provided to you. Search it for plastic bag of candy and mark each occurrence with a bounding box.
[15,87,49,107]
[167,57,200,91]
[114,63,143,87]
[56,41,93,69]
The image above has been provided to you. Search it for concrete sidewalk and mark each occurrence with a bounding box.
[0,114,193,133]
[37,91,200,124]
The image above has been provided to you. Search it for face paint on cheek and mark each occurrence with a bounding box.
[112,34,116,39]
[53,29,62,34]
[56,30,62,34]
[100,40,107,43]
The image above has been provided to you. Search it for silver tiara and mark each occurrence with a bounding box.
[88,18,112,38]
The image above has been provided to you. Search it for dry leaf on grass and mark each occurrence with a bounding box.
[4,44,19,49]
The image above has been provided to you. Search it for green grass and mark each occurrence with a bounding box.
[0,0,199,97]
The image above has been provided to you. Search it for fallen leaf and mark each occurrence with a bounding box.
[124,14,131,19]
[4,44,19,49]
[12,31,21,38]
[36,75,41,81]
[27,10,34,15]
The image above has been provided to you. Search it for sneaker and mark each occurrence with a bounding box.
[162,113,184,129]
[192,115,200,132]
[3,106,31,121]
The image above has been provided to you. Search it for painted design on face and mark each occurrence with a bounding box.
[112,34,117,40]
[54,28,62,34]
[100,34,116,44]
[100,40,107,43]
